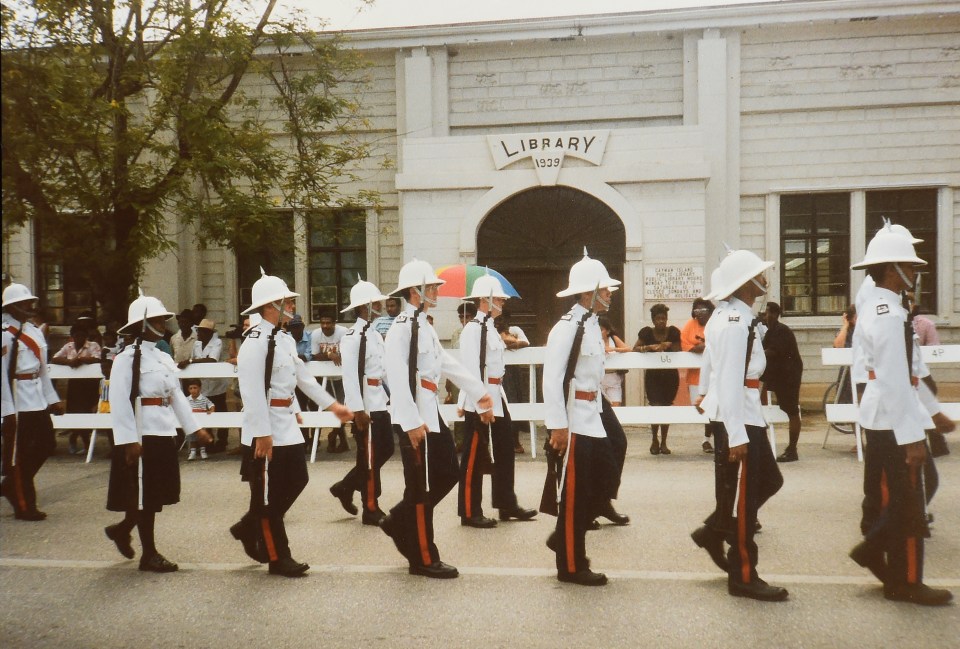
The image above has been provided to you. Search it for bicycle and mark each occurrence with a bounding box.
[822,365,855,435]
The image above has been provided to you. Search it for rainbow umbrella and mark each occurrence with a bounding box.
[434,265,521,299]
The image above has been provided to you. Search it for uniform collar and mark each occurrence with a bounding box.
[874,286,903,303]
[140,340,157,351]
[354,316,368,328]
[258,320,277,334]
[728,297,755,318]
[2,313,23,329]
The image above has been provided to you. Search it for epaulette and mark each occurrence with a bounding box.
[247,330,262,339]
[560,314,573,321]
[395,313,409,323]
[876,304,890,315]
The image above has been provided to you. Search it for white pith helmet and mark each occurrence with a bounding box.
[242,267,299,315]
[711,249,774,301]
[2,283,38,308]
[888,223,923,244]
[242,313,262,336]
[393,258,445,294]
[852,227,926,270]
[468,273,511,300]
[703,268,724,301]
[556,248,622,298]
[341,276,391,313]
[118,291,174,334]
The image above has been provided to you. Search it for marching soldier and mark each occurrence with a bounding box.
[378,259,493,579]
[1,283,64,521]
[848,226,953,605]
[456,273,537,528]
[329,277,395,526]
[231,270,352,577]
[104,292,212,571]
[690,249,787,601]
[542,251,622,586]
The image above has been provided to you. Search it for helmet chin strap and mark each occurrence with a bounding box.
[270,299,294,321]
[415,285,437,308]
[368,302,382,318]
[750,278,768,294]
[144,320,165,337]
[893,263,914,290]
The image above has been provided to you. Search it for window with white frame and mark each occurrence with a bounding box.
[306,209,367,320]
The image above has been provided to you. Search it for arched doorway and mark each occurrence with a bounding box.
[477,186,626,346]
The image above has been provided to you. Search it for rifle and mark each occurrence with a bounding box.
[356,317,374,472]
[539,306,591,516]
[478,311,494,471]
[130,307,147,512]
[408,284,430,495]
[3,326,23,481]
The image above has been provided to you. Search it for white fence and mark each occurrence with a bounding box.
[44,344,959,463]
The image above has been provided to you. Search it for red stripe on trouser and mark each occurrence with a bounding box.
[880,470,889,508]
[737,457,751,584]
[906,466,918,584]
[415,503,431,565]
[564,435,577,575]
[464,431,480,519]
[259,463,278,561]
[366,445,377,512]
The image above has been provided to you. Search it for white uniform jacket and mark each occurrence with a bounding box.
[1,314,60,415]
[702,298,766,448]
[340,317,389,414]
[542,303,605,437]
[857,287,928,445]
[109,341,200,445]
[458,312,508,417]
[238,320,334,447]
[696,300,728,420]
[385,304,487,433]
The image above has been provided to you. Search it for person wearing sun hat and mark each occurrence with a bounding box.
[378,258,493,579]
[690,248,788,602]
[456,272,537,530]
[541,250,623,586]
[104,291,212,572]
[1,282,64,521]
[232,269,353,577]
[847,226,954,606]
[328,277,395,526]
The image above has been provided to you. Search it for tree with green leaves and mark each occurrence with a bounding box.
[1,0,379,321]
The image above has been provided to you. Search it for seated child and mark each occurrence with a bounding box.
[185,378,215,460]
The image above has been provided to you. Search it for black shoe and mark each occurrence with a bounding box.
[883,583,953,606]
[14,509,47,521]
[498,506,537,521]
[362,509,386,526]
[379,514,411,560]
[139,553,179,573]
[777,449,798,463]
[105,524,135,559]
[650,439,660,455]
[409,561,459,579]
[691,526,728,572]
[598,502,630,526]
[728,578,788,602]
[330,481,358,516]
[849,541,886,583]
[702,440,714,454]
[461,515,498,529]
[268,557,310,577]
[558,569,608,586]
[660,443,672,455]
[230,520,267,563]
[587,519,601,531]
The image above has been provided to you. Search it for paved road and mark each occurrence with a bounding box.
[2,423,958,648]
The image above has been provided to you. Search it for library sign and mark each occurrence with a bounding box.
[487,130,609,185]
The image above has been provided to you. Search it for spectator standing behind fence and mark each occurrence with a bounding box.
[373,297,402,337]
[634,303,681,455]
[909,300,940,346]
[832,305,857,407]
[681,298,716,454]
[311,310,349,453]
[52,323,101,455]
[182,319,231,453]
[599,317,631,407]
[170,309,197,367]
[759,302,804,463]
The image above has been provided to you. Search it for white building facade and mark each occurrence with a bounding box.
[4,0,959,392]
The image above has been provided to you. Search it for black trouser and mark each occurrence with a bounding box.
[209,393,229,448]
[388,418,459,568]
[600,396,627,500]
[339,411,394,514]
[1,410,56,514]
[554,433,618,575]
[458,408,519,518]
[240,444,309,562]
[860,429,931,587]
[703,422,783,585]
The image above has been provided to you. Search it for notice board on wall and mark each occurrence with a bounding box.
[643,264,704,301]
